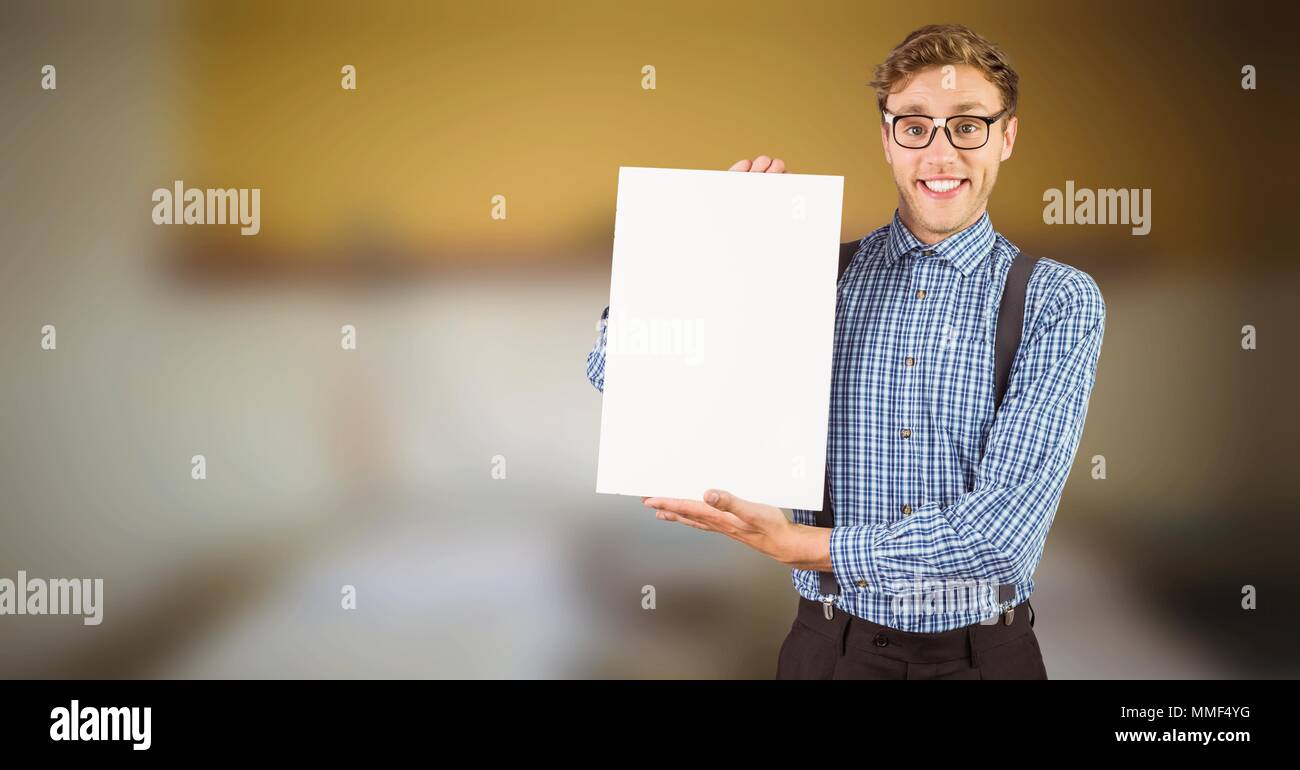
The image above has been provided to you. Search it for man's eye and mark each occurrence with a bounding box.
[905,126,925,136]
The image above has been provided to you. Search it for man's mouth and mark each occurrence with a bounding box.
[917,177,968,199]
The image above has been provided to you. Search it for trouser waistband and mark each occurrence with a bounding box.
[794,596,1036,666]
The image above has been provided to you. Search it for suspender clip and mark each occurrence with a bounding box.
[821,596,836,620]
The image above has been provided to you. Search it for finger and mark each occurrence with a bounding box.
[728,159,752,172]
[658,510,713,531]
[644,496,715,518]
[767,157,785,173]
[703,489,775,524]
[645,496,747,531]
[750,155,772,172]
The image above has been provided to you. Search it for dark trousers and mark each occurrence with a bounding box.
[775,596,1048,679]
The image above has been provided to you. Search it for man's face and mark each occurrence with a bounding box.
[880,63,1018,243]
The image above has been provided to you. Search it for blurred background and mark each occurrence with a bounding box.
[0,0,1296,678]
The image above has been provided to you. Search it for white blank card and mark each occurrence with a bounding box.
[595,166,843,510]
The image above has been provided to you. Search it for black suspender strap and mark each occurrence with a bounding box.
[813,242,1039,618]
[994,248,1040,410]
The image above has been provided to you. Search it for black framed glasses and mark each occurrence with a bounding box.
[883,110,1007,150]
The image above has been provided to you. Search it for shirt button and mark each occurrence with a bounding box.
[901,503,912,515]
[905,356,916,367]
[855,579,868,588]
[900,428,912,439]
[915,289,927,299]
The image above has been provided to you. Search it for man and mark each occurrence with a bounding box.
[585,24,1105,679]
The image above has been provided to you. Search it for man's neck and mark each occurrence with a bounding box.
[897,203,988,245]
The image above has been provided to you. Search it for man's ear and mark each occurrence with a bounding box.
[881,121,893,165]
[999,115,1018,162]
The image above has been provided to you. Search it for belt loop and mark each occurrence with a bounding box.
[967,622,980,669]
[838,614,851,657]
[1028,601,1035,628]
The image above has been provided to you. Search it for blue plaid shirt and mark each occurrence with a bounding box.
[586,210,1105,632]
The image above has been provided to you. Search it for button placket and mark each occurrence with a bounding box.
[900,257,931,523]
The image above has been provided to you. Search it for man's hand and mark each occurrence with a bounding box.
[643,490,832,571]
[728,155,786,173]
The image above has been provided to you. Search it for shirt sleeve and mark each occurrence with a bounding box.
[585,306,610,392]
[828,268,1106,594]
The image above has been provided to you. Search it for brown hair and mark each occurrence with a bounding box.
[869,24,1019,122]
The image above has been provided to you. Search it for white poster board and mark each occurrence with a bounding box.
[595,166,843,510]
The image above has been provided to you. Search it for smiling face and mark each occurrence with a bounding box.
[880,63,1018,244]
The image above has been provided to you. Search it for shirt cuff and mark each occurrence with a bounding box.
[828,525,884,595]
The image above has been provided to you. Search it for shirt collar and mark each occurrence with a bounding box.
[884,209,995,278]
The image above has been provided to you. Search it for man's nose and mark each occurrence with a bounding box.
[921,126,960,164]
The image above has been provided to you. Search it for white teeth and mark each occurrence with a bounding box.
[923,179,963,193]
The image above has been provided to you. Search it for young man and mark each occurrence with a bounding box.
[585,24,1105,679]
